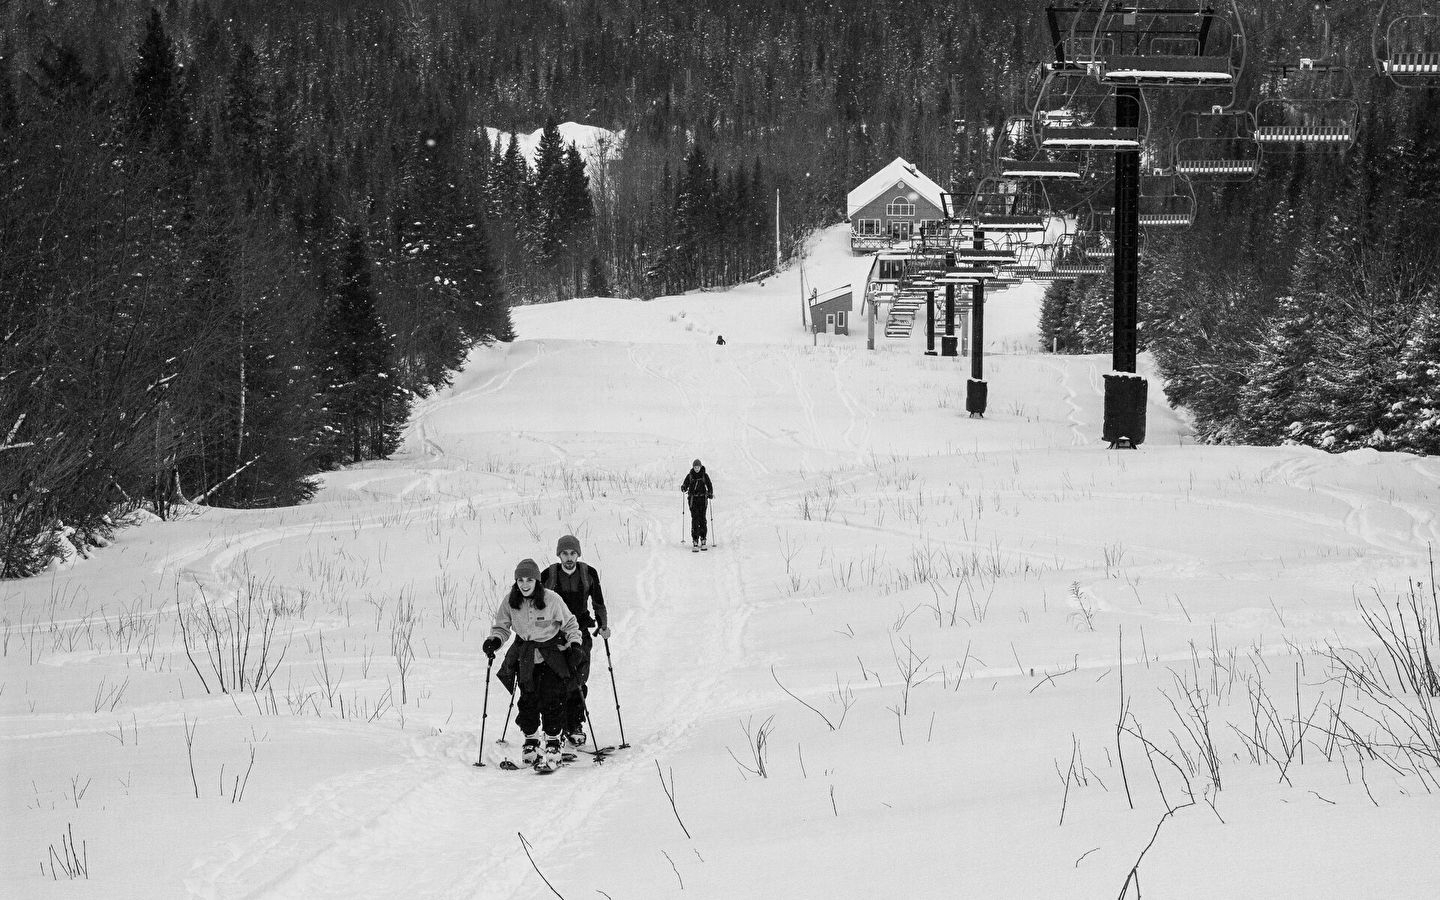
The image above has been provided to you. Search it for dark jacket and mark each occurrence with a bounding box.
[681,466,713,500]
[542,561,607,632]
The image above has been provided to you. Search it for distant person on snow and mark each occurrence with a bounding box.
[680,459,714,551]
[716,335,726,345]
[542,535,610,747]
[483,558,583,770]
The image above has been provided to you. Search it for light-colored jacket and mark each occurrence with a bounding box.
[490,587,581,648]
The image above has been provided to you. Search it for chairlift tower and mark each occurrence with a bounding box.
[1044,0,1244,448]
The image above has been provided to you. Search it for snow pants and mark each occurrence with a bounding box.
[688,496,709,540]
[516,663,568,738]
[564,634,593,733]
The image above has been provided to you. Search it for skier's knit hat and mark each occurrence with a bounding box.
[514,558,541,582]
[556,534,581,556]
[692,459,702,467]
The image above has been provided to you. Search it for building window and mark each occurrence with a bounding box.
[879,259,903,281]
[885,197,916,217]
[920,219,943,236]
[855,218,881,236]
[837,311,848,328]
[889,220,912,241]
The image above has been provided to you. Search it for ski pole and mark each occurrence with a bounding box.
[602,637,630,748]
[709,499,715,548]
[585,707,603,752]
[496,686,515,744]
[682,493,687,545]
[473,657,494,767]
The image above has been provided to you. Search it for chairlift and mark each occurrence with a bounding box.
[968,176,1050,233]
[1252,62,1357,151]
[1004,242,1053,276]
[1086,0,1247,88]
[1032,69,1146,151]
[1374,1,1440,87]
[1138,173,1195,228]
[1254,5,1358,151]
[995,114,1085,180]
[1053,232,1108,276]
[1172,107,1261,179]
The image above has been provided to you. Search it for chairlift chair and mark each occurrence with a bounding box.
[1375,2,1440,87]
[1137,173,1195,228]
[1255,4,1359,150]
[1053,232,1108,277]
[995,113,1086,180]
[1085,0,1247,87]
[1252,61,1358,151]
[968,177,1050,233]
[1032,69,1146,151]
[1172,107,1261,179]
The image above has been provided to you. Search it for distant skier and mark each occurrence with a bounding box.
[680,459,714,551]
[542,535,610,747]
[716,335,726,345]
[483,558,583,770]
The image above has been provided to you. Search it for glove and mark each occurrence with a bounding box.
[595,626,611,640]
[482,636,502,661]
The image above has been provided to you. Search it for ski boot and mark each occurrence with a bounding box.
[521,736,541,767]
[539,737,564,771]
[692,539,699,553]
[566,728,587,749]
[700,537,707,551]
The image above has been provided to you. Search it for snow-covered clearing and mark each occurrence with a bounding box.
[4,225,1440,899]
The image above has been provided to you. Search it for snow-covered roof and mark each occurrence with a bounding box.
[846,157,946,220]
[809,284,852,307]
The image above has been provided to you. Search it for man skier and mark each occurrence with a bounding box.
[483,558,583,771]
[541,534,610,747]
[680,459,714,551]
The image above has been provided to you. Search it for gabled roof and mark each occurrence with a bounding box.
[846,157,946,219]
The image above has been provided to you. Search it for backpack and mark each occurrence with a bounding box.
[543,562,591,598]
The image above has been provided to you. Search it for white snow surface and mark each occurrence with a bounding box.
[5,224,1440,899]
[484,122,623,173]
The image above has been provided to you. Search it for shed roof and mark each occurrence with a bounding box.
[846,157,947,219]
[809,284,852,307]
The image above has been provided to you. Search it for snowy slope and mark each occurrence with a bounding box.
[4,225,1440,900]
[484,122,623,173]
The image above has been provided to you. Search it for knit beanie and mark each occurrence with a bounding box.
[515,558,541,581]
[692,459,702,467]
[556,534,581,556]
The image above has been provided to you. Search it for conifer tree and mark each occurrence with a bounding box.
[1383,301,1440,455]
[1038,280,1077,353]
[130,9,187,153]
[222,41,268,188]
[313,229,408,467]
[530,117,570,269]
[586,256,612,297]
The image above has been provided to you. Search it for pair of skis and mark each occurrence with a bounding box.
[496,741,621,773]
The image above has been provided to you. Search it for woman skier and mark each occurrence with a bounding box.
[483,558,584,770]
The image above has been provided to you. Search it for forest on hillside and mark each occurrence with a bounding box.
[2,0,1438,577]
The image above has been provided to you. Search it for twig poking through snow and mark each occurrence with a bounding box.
[655,760,692,839]
[518,832,567,900]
